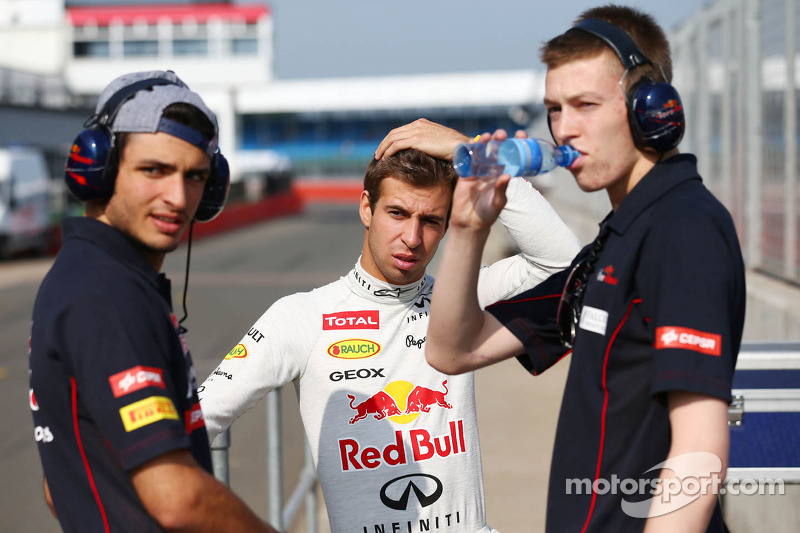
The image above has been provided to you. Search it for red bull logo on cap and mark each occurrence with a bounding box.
[328,339,381,359]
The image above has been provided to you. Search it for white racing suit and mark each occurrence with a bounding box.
[199,178,580,533]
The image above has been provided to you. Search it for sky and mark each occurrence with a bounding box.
[69,0,710,80]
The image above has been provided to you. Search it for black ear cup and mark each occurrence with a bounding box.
[194,153,230,222]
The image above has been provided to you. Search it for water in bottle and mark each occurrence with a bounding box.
[452,140,505,178]
[452,138,578,178]
[499,138,579,177]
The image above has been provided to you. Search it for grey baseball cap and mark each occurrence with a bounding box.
[93,70,219,156]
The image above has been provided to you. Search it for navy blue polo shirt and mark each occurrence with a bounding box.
[489,154,745,532]
[29,217,211,532]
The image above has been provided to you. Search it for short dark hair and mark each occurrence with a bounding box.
[363,149,457,212]
[541,5,672,89]
[115,102,215,159]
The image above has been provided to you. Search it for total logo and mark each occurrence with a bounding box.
[323,310,379,330]
[346,380,452,424]
[328,339,381,360]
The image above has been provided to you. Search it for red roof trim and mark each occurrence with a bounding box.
[68,3,270,26]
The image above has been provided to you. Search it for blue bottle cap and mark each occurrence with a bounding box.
[555,145,579,168]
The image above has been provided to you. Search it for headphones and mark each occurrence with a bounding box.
[65,77,230,222]
[551,18,685,153]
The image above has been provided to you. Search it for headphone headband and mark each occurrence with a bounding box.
[570,18,651,71]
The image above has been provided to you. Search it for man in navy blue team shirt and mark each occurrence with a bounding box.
[29,70,277,532]
[424,5,745,532]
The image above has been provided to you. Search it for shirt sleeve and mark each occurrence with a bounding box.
[477,177,580,307]
[63,283,192,471]
[637,203,745,403]
[198,293,312,442]
[486,266,573,375]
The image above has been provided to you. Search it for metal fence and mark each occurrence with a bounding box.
[211,389,319,533]
[671,0,800,285]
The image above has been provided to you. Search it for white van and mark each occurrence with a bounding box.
[0,146,52,258]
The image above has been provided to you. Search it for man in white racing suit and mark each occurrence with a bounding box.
[199,120,580,532]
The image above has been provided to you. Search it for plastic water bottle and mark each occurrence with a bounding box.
[452,138,579,178]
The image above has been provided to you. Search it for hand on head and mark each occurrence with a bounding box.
[374,118,472,160]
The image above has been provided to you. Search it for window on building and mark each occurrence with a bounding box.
[173,39,208,56]
[231,38,258,55]
[73,40,110,58]
[123,40,158,57]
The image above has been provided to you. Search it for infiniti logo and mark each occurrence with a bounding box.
[379,473,443,511]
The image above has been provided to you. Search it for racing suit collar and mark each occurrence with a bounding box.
[349,257,431,303]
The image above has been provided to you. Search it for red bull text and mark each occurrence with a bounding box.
[339,420,466,471]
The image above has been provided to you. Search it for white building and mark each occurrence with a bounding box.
[0,0,544,180]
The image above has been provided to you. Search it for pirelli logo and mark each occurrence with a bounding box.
[119,396,179,432]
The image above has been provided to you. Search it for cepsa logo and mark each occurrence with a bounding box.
[323,310,379,330]
[185,402,205,433]
[109,365,166,398]
[328,339,381,359]
[119,396,179,432]
[655,326,721,356]
[224,343,248,360]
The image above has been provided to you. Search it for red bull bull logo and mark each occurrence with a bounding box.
[405,381,452,413]
[346,380,452,425]
[347,391,402,424]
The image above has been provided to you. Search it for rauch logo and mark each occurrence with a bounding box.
[327,339,381,359]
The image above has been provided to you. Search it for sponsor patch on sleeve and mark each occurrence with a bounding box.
[655,326,722,356]
[109,365,166,398]
[185,402,205,433]
[119,396,179,432]
[224,343,248,360]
